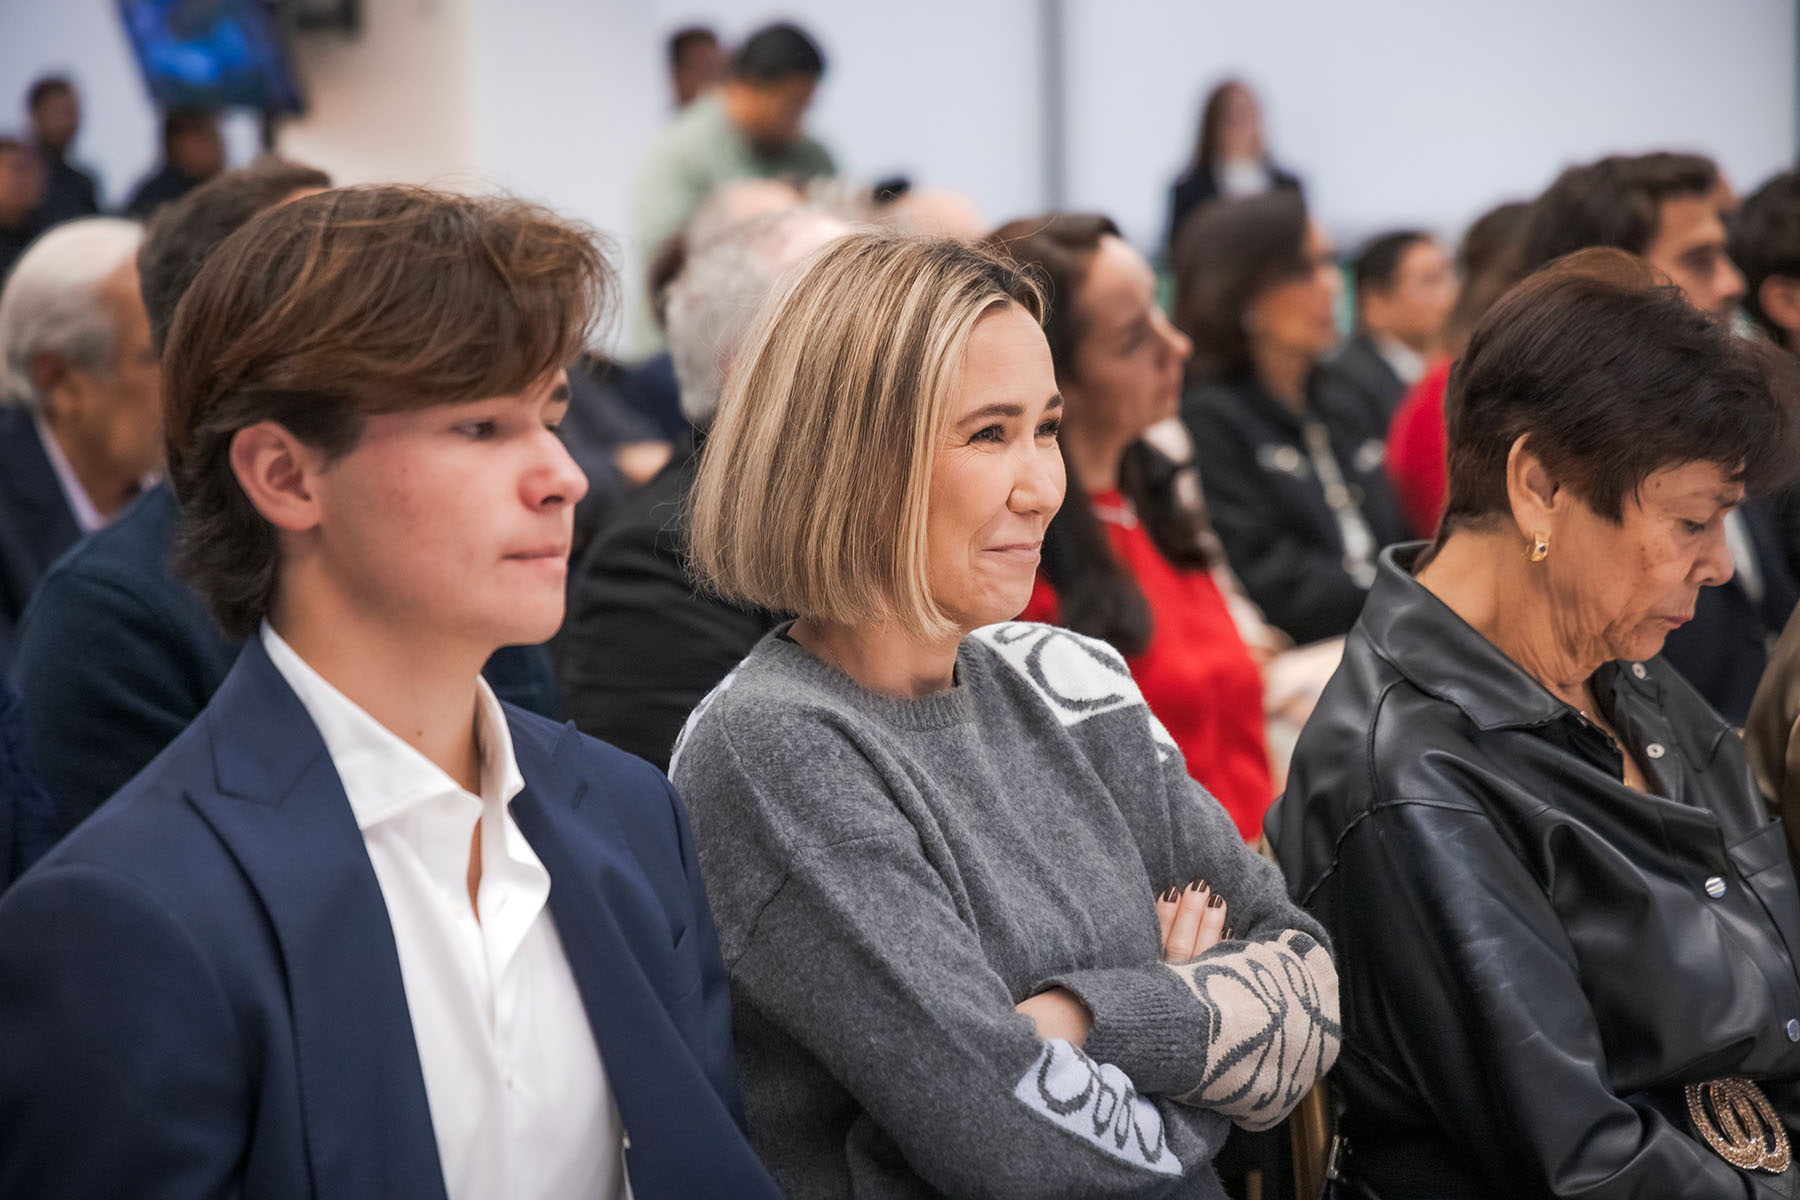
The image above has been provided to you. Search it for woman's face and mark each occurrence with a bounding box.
[1247,221,1341,363]
[927,302,1066,633]
[1066,235,1192,442]
[1217,85,1263,161]
[1545,459,1740,665]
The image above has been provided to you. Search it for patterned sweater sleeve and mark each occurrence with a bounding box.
[977,624,1341,1131]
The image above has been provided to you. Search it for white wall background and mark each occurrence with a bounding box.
[3,0,1796,343]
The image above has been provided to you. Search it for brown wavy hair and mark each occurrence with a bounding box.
[162,184,614,637]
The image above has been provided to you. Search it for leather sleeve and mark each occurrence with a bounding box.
[1338,799,1772,1198]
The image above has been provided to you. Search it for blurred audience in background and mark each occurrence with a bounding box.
[668,26,726,109]
[1175,191,1407,645]
[1165,79,1302,257]
[125,106,225,219]
[1734,168,1800,356]
[1385,199,1532,538]
[0,218,157,663]
[560,204,850,768]
[26,77,99,227]
[0,139,46,284]
[624,175,808,437]
[632,21,834,351]
[1335,230,1457,426]
[1519,151,1791,724]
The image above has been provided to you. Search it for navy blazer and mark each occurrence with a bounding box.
[0,404,81,664]
[0,638,782,1199]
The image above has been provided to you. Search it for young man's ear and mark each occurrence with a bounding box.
[229,421,324,532]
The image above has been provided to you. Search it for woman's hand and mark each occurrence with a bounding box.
[1156,880,1229,963]
[1015,988,1092,1046]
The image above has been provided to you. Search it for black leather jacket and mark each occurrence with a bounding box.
[1270,545,1800,1198]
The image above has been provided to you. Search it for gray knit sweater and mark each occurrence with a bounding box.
[671,621,1339,1199]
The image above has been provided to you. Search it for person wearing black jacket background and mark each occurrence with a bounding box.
[1165,79,1301,256]
[1273,250,1800,1198]
[1174,191,1407,645]
[557,204,847,768]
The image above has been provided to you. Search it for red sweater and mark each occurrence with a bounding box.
[1385,358,1452,540]
[1022,492,1273,839]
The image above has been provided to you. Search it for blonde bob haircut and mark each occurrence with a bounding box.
[688,232,1046,641]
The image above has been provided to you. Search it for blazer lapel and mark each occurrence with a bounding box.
[510,725,754,1189]
[185,641,447,1200]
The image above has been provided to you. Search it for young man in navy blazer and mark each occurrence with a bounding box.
[0,185,782,1199]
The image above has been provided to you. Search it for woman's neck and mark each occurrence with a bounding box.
[269,589,486,793]
[1251,342,1312,411]
[789,616,962,699]
[1414,529,1602,710]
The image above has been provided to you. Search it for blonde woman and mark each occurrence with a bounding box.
[671,234,1338,1199]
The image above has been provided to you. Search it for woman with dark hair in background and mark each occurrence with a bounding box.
[1175,191,1407,646]
[991,214,1274,840]
[1165,80,1301,256]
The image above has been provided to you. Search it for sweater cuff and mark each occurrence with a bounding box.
[1040,962,1210,1098]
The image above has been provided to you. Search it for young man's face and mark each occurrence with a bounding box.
[1644,193,1745,320]
[307,370,587,652]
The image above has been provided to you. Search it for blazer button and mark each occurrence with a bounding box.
[1705,876,1727,898]
[1646,743,1666,759]
[1787,1019,1800,1042]
[1631,663,1647,679]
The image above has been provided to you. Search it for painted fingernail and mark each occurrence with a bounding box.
[1159,886,1180,902]
[1223,927,1235,940]
[1188,877,1209,893]
[1208,892,1226,908]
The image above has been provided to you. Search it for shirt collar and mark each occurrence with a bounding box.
[1359,544,1589,731]
[259,621,525,828]
[1371,333,1427,386]
[32,409,106,534]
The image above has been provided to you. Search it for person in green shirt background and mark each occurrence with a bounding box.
[630,21,837,353]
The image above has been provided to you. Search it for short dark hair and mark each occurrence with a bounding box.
[1732,169,1800,338]
[27,76,73,111]
[1439,247,1799,539]
[1353,230,1430,298]
[1519,152,1718,271]
[161,106,218,152]
[162,186,615,637]
[730,22,825,84]
[138,159,332,356]
[1172,189,1312,382]
[668,26,717,69]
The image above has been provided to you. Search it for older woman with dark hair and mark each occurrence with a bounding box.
[1272,248,1800,1198]
[1175,191,1409,645]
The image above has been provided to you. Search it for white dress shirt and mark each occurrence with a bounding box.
[261,624,626,1200]
[33,410,106,533]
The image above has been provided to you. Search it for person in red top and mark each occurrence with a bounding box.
[1386,200,1531,537]
[989,214,1273,838]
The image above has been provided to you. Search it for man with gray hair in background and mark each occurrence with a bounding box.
[558,204,850,768]
[0,217,159,663]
